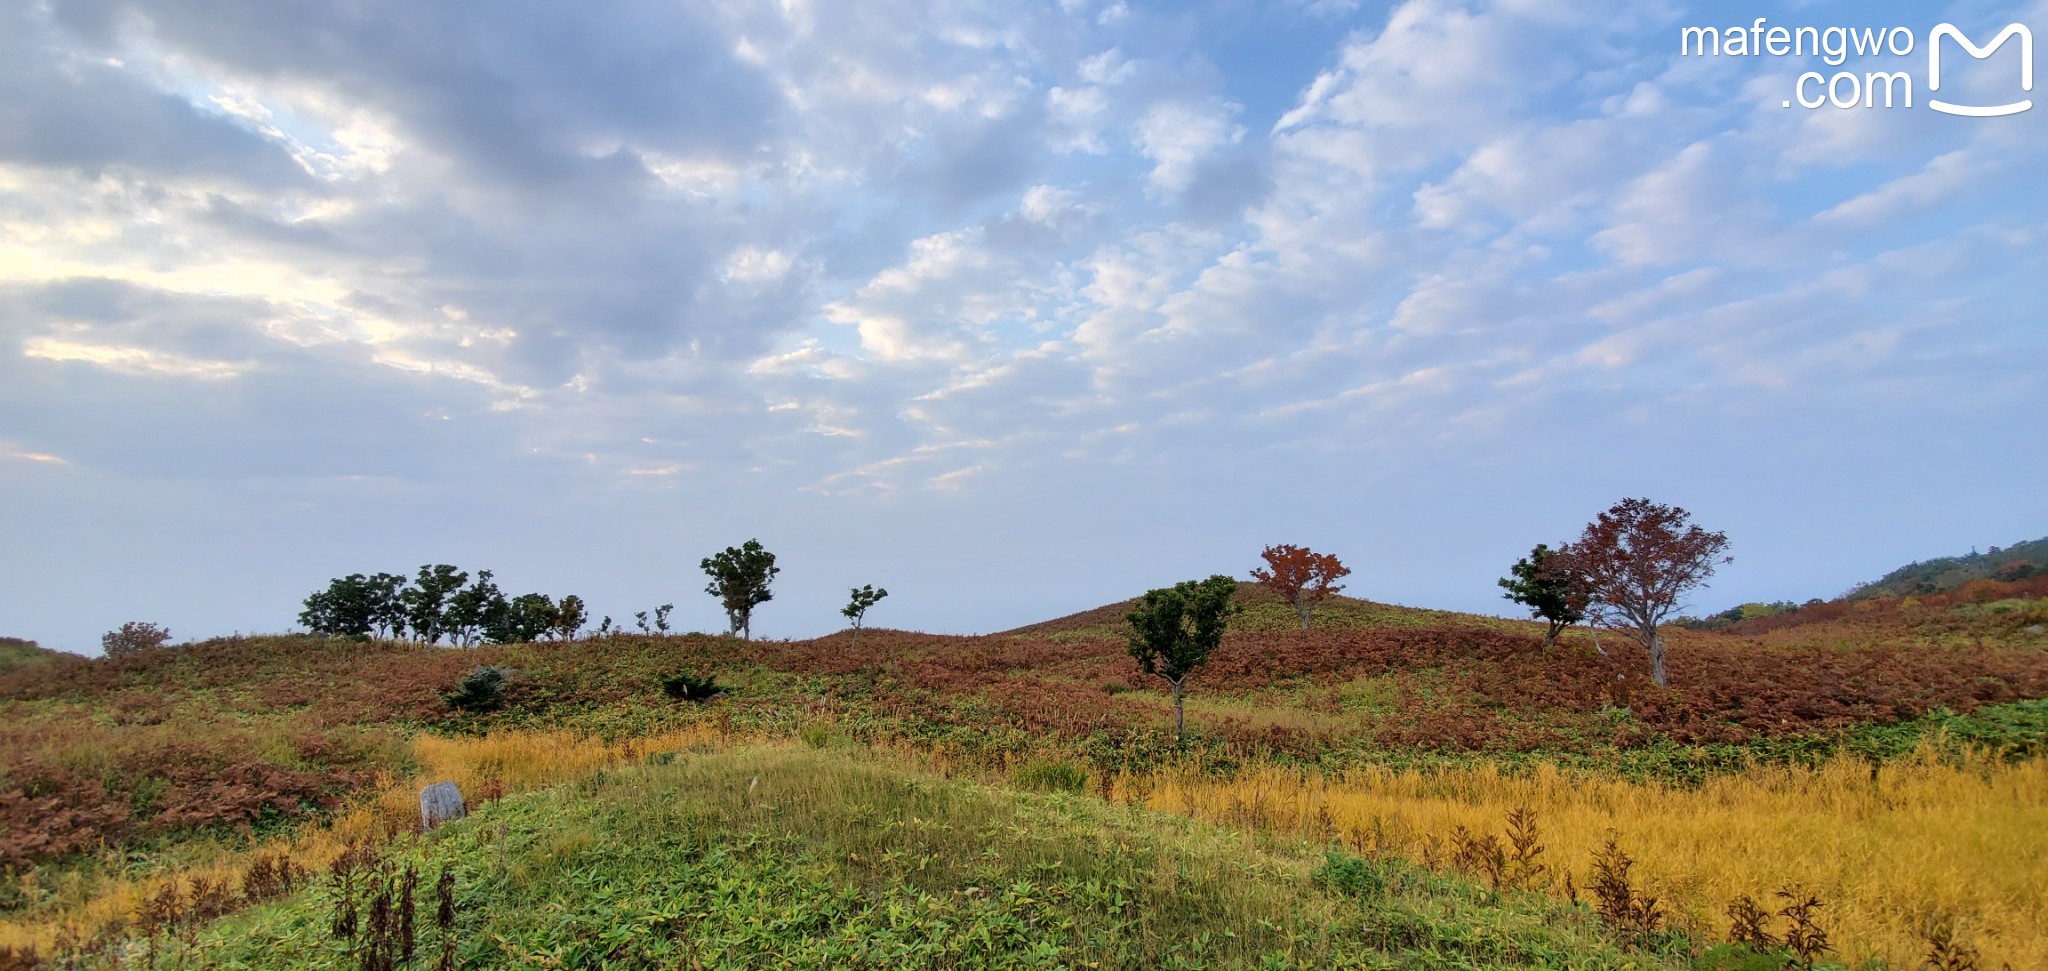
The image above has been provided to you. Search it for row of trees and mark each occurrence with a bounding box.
[299,566,586,645]
[299,540,889,646]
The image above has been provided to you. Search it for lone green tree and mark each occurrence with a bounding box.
[1126,575,1239,740]
[702,539,779,639]
[1556,498,1731,687]
[1498,543,1586,649]
[842,584,888,647]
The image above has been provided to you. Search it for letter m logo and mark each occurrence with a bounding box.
[1929,23,2033,116]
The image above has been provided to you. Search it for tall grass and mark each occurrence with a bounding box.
[12,719,2047,966]
[1128,744,2048,968]
[201,744,1680,970]
[0,725,730,953]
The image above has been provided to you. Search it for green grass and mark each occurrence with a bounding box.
[192,744,1699,970]
[0,637,59,674]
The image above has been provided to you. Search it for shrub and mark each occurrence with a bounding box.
[1312,850,1388,897]
[658,672,723,702]
[102,622,172,658]
[1012,757,1087,794]
[798,723,848,749]
[444,666,509,712]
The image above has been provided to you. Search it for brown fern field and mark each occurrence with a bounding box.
[3,579,2046,967]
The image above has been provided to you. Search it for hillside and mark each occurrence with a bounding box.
[1002,586,1524,639]
[182,744,1687,970]
[0,638,59,675]
[3,576,2047,968]
[1847,535,2048,599]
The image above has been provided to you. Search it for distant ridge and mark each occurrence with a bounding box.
[1849,536,2048,599]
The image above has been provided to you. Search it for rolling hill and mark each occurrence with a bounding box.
[3,571,2047,968]
[1846,535,2048,599]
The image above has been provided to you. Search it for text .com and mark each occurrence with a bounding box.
[1680,20,2033,116]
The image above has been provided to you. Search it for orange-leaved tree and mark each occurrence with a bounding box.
[1251,544,1352,630]
[1556,498,1731,687]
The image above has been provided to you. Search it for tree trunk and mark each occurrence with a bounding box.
[1543,621,1560,650]
[1171,679,1186,739]
[1295,593,1312,630]
[1648,631,1668,686]
[850,622,860,650]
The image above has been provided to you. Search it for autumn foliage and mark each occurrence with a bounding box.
[3,571,2046,871]
[1251,545,1352,629]
[1557,499,1732,687]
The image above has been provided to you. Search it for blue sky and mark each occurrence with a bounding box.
[1,0,2042,654]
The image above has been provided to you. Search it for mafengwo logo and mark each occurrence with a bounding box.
[1679,20,2033,115]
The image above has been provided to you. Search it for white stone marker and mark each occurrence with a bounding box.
[420,780,466,831]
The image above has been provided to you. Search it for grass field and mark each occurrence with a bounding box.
[3,576,2046,968]
[109,745,1695,970]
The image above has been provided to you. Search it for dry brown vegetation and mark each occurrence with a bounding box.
[1,576,2044,966]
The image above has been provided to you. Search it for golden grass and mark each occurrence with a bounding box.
[0,724,732,952]
[11,721,2046,968]
[1125,746,2048,968]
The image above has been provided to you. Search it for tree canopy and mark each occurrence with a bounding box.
[1498,543,1586,649]
[1126,575,1239,739]
[1250,544,1350,630]
[702,539,779,640]
[842,585,888,647]
[1557,498,1731,687]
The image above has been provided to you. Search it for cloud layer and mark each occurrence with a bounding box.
[2,0,2042,651]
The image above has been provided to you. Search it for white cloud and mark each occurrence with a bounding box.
[1813,150,1987,226]
[723,246,795,282]
[23,337,249,379]
[1136,100,1242,193]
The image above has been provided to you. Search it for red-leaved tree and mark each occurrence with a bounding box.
[1251,544,1352,630]
[1556,498,1731,687]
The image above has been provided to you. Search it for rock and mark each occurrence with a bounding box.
[419,781,466,831]
[2027,625,2045,636]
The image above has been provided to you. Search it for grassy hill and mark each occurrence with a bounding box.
[182,744,1690,970]
[0,638,59,675]
[3,575,2047,968]
[1002,586,1526,640]
[1847,535,2048,599]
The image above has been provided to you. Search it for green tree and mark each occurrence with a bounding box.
[1498,543,1586,649]
[490,593,557,644]
[702,539,779,640]
[1126,575,1239,740]
[841,584,888,647]
[552,594,588,641]
[400,564,468,644]
[366,572,409,639]
[443,570,509,648]
[300,574,380,638]
[634,604,674,634]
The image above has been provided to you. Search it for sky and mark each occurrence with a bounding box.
[1,0,2043,654]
